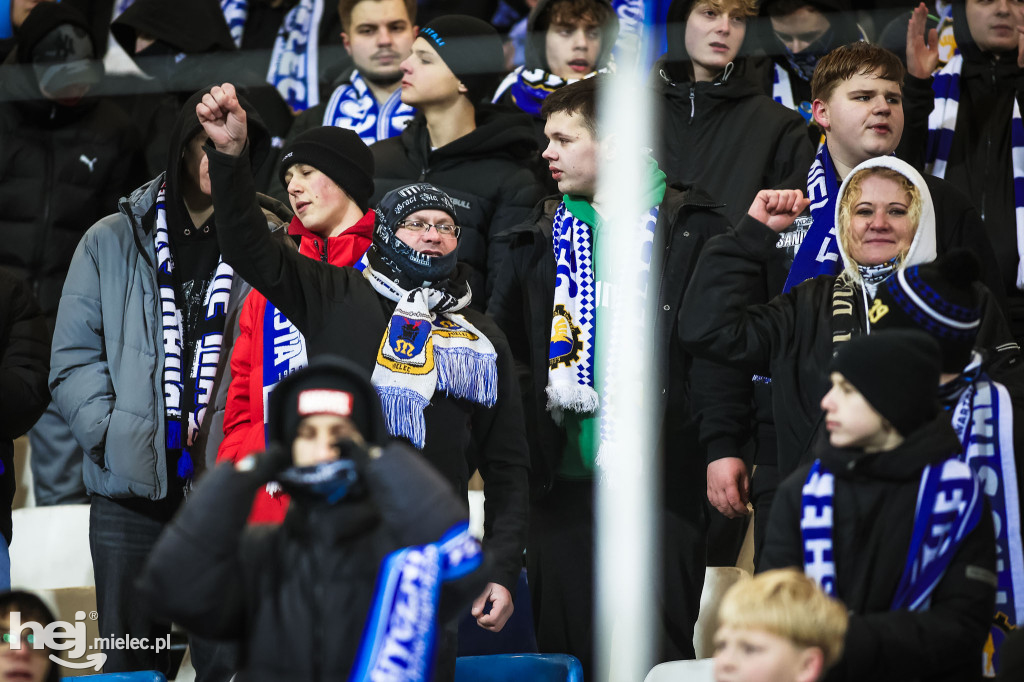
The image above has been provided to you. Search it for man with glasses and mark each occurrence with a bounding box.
[195,83,530,676]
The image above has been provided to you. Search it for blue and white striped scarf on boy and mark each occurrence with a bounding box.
[322,71,415,145]
[221,0,324,112]
[782,144,842,292]
[363,263,497,449]
[801,456,983,610]
[927,53,1024,288]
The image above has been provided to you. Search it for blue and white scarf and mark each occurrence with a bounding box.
[154,184,234,489]
[771,64,813,124]
[363,263,497,449]
[494,67,608,118]
[927,53,1024,289]
[783,144,842,292]
[322,71,415,146]
[349,521,483,682]
[802,457,982,611]
[948,367,1024,674]
[546,200,658,465]
[222,0,324,112]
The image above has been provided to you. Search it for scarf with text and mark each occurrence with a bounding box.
[154,184,234,491]
[783,144,842,292]
[349,521,482,682]
[322,70,415,145]
[363,263,496,449]
[947,363,1024,675]
[802,457,982,610]
[927,53,1024,289]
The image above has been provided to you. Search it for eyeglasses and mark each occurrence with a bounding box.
[396,220,461,238]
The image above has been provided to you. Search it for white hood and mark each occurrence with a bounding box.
[834,156,937,287]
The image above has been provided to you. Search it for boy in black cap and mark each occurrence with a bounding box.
[869,250,1024,677]
[141,356,488,681]
[196,82,530,654]
[371,14,548,301]
[218,125,379,524]
[761,329,997,682]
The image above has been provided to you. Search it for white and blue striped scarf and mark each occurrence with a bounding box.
[802,456,983,610]
[221,0,324,113]
[322,71,415,145]
[927,53,1024,288]
[363,263,497,449]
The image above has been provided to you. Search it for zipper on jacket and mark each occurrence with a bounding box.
[418,166,430,181]
[313,238,328,263]
[688,85,696,124]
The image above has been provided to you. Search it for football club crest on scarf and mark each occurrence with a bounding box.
[389,317,431,362]
[549,304,583,368]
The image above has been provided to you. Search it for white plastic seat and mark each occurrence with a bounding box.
[693,566,751,659]
[10,504,93,589]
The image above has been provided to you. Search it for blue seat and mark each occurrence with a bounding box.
[455,654,584,682]
[77,673,167,682]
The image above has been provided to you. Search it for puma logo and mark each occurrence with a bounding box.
[79,155,97,172]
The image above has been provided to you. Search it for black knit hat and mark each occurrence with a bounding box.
[267,356,388,451]
[868,249,982,373]
[371,182,460,285]
[418,15,505,104]
[278,127,375,213]
[831,330,942,437]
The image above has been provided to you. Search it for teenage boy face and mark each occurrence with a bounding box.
[684,1,747,82]
[284,163,355,236]
[545,16,603,80]
[814,71,903,168]
[399,38,464,107]
[293,414,363,467]
[965,0,1024,54]
[820,372,891,451]
[394,208,459,257]
[713,625,821,682]
[770,5,830,54]
[542,110,599,197]
[342,0,416,86]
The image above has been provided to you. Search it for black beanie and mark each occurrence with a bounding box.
[278,127,375,213]
[418,15,505,104]
[868,249,982,373]
[831,330,942,437]
[267,356,388,450]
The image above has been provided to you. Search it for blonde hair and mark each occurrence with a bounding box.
[718,569,848,669]
[837,166,922,271]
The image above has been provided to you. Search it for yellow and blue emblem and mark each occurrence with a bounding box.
[549,304,583,369]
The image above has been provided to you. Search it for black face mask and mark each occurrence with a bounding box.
[776,26,834,82]
[277,458,364,506]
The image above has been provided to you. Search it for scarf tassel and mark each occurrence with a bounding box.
[177,450,194,481]
[545,384,599,415]
[166,421,182,450]
[436,348,498,407]
[376,386,430,449]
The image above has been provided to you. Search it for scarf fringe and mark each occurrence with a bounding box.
[436,347,498,407]
[545,383,599,414]
[376,385,430,449]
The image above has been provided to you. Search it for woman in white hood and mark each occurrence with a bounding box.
[679,156,1012,479]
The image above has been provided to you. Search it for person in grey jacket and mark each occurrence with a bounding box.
[49,85,290,682]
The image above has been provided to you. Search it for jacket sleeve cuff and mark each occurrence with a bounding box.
[705,436,742,465]
[733,214,783,260]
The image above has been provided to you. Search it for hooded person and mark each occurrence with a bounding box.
[108,0,292,185]
[49,84,291,680]
[901,0,1024,344]
[760,329,998,682]
[370,14,549,301]
[680,155,1015,489]
[652,0,815,227]
[869,249,1024,677]
[194,80,530,657]
[0,1,147,509]
[217,125,379,525]
[492,0,619,148]
[140,355,489,681]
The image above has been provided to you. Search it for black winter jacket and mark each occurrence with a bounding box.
[369,106,548,302]
[0,269,49,545]
[207,144,531,592]
[761,415,996,682]
[0,56,144,329]
[651,59,815,226]
[487,187,751,512]
[139,441,488,681]
[679,215,1014,477]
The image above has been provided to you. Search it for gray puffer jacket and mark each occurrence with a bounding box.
[50,176,290,500]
